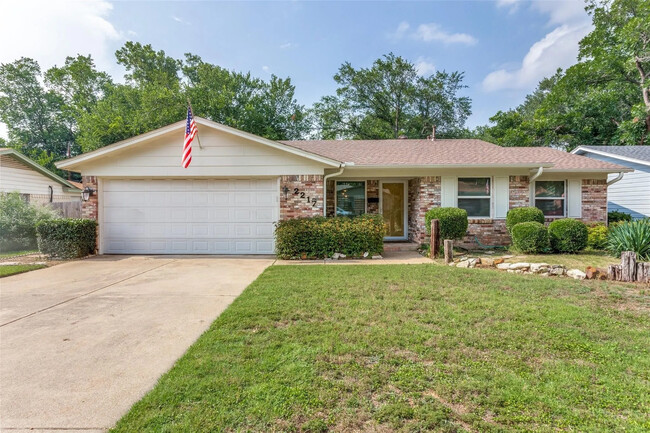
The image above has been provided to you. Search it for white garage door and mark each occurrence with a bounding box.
[102,178,278,254]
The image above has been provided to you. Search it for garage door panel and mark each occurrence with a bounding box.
[103,178,279,254]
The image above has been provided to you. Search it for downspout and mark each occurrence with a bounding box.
[323,164,347,216]
[607,172,624,186]
[529,166,544,182]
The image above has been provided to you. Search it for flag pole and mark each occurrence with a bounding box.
[187,98,203,149]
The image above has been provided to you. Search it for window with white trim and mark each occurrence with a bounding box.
[534,180,565,217]
[457,177,491,217]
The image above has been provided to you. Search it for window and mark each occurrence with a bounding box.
[534,180,565,217]
[336,181,366,216]
[457,177,491,217]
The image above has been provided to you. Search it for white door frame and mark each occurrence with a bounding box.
[379,180,408,241]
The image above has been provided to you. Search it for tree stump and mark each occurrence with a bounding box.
[430,219,440,259]
[636,262,650,283]
[620,251,637,282]
[444,240,453,264]
[608,264,620,281]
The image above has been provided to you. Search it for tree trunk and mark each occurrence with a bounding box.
[430,219,440,259]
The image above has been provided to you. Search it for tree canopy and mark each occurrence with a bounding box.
[478,0,650,149]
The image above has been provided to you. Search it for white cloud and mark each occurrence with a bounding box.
[279,42,297,49]
[483,0,591,92]
[390,21,477,46]
[262,65,270,73]
[496,0,521,13]
[0,0,124,75]
[172,15,190,25]
[414,57,436,76]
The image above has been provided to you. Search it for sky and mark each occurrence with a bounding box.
[0,0,593,139]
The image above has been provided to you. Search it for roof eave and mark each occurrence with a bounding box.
[571,146,650,168]
[345,163,555,169]
[543,168,634,173]
[1,149,81,190]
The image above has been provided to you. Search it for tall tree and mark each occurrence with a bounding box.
[312,53,471,139]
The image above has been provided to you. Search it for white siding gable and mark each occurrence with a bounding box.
[0,155,74,198]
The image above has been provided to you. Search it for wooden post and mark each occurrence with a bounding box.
[430,219,440,259]
[444,240,453,264]
[620,251,637,282]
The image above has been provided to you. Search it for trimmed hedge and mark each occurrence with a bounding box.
[36,219,97,259]
[608,210,632,226]
[548,218,588,253]
[275,214,385,259]
[425,207,468,240]
[505,207,545,233]
[511,222,550,254]
[587,223,608,250]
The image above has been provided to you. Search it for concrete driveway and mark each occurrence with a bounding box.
[0,255,274,433]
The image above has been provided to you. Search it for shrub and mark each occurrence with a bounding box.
[425,207,468,240]
[587,223,608,250]
[511,222,550,254]
[36,219,97,259]
[0,192,58,252]
[548,218,588,253]
[275,214,385,259]
[607,219,650,261]
[505,207,545,233]
[608,210,632,225]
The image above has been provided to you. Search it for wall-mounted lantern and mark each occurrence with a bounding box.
[81,186,95,202]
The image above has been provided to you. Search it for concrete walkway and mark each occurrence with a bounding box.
[0,255,274,433]
[273,250,433,265]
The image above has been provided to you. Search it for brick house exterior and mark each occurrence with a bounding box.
[61,117,627,255]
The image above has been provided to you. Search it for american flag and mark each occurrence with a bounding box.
[182,106,197,168]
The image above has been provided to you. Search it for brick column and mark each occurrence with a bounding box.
[408,176,441,243]
[366,180,380,214]
[81,176,98,220]
[509,175,530,209]
[280,175,324,220]
[581,179,607,223]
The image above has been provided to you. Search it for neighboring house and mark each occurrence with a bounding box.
[571,146,650,219]
[55,118,629,255]
[0,148,81,204]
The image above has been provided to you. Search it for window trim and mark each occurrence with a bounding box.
[534,180,566,218]
[334,180,367,217]
[456,176,492,219]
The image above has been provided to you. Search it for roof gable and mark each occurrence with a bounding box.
[572,146,650,167]
[0,148,81,192]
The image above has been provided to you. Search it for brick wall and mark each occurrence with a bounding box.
[366,180,380,214]
[81,176,98,220]
[509,175,530,208]
[581,179,607,223]
[457,219,510,249]
[280,175,324,220]
[408,176,441,243]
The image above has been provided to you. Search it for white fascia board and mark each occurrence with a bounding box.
[543,168,634,173]
[56,117,342,170]
[571,147,650,168]
[347,163,555,169]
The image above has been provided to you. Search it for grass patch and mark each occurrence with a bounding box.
[0,264,46,278]
[112,265,650,432]
[0,250,37,259]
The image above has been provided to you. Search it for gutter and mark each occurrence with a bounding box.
[322,163,351,216]
[607,172,625,186]
[529,166,544,182]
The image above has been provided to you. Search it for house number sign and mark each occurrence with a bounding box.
[293,188,318,207]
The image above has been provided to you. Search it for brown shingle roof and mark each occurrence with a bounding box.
[280,139,628,171]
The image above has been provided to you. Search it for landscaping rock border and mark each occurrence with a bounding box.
[448,256,600,280]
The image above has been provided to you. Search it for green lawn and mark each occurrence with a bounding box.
[112,265,650,432]
[0,264,46,278]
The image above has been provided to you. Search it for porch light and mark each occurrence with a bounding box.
[81,186,95,202]
[282,185,290,199]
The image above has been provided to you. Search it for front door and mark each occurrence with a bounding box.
[380,181,407,240]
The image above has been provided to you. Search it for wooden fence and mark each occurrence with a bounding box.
[608,251,650,283]
[50,201,81,218]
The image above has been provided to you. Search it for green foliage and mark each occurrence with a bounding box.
[587,223,609,250]
[274,214,385,259]
[0,192,58,252]
[548,218,588,253]
[36,219,97,259]
[505,207,545,233]
[511,222,550,254]
[374,402,415,428]
[0,264,46,278]
[607,219,650,261]
[312,53,471,139]
[608,210,632,225]
[425,207,468,240]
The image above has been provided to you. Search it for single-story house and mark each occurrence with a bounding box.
[571,145,650,219]
[0,148,81,204]
[55,118,630,255]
